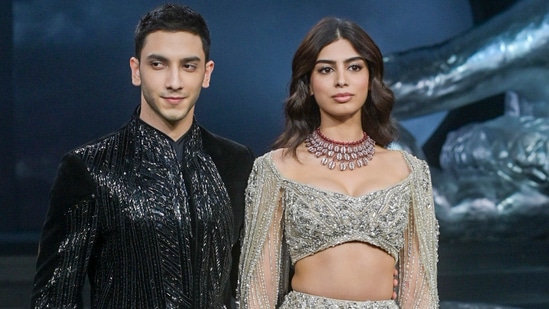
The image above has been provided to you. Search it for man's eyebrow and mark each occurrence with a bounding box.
[145,54,202,63]
[180,56,202,63]
[315,56,366,65]
[145,54,168,62]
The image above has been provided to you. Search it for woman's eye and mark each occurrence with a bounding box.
[349,64,362,71]
[318,67,333,74]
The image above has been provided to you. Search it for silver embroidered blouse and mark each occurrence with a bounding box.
[238,150,439,308]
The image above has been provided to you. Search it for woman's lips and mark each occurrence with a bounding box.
[332,93,353,103]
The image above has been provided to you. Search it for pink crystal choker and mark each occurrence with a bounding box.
[305,128,375,171]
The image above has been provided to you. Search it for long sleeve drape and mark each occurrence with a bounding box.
[238,154,290,308]
[398,155,439,308]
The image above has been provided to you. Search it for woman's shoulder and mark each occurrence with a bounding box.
[379,148,427,167]
[253,148,305,181]
[372,147,408,169]
[257,148,292,167]
[250,150,282,176]
[254,149,277,165]
[373,148,431,181]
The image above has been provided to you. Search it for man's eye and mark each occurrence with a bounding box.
[151,61,165,69]
[184,64,198,71]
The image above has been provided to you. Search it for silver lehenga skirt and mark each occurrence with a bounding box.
[279,291,399,309]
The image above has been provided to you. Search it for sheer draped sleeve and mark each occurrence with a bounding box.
[398,153,439,308]
[238,154,290,308]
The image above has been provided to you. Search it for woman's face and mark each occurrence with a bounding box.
[310,39,370,124]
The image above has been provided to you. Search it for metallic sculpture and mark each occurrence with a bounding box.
[384,0,549,240]
[385,0,549,120]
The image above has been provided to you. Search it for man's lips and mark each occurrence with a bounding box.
[332,93,353,103]
[162,96,185,104]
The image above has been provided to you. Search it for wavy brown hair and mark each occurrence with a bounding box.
[273,17,397,155]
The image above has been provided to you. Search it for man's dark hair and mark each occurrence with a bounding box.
[134,3,211,60]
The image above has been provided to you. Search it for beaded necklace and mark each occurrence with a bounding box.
[305,128,375,171]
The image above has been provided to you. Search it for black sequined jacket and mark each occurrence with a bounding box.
[31,111,254,308]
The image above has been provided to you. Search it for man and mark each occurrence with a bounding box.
[31,4,254,308]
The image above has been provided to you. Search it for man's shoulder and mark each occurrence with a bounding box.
[200,126,253,158]
[70,108,140,152]
[199,126,255,179]
[49,128,129,199]
[70,127,126,154]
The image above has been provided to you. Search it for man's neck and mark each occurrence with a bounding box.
[138,107,193,141]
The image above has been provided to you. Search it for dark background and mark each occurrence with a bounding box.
[2,0,547,308]
[0,0,476,236]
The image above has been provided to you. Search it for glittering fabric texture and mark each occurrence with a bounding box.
[32,113,239,308]
[238,150,439,308]
[284,166,409,264]
[279,291,399,309]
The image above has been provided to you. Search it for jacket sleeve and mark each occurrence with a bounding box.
[238,155,290,308]
[31,153,98,308]
[398,154,439,308]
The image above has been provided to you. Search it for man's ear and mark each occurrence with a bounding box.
[130,57,141,86]
[202,60,215,88]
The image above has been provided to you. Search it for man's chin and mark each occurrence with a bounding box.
[163,112,190,124]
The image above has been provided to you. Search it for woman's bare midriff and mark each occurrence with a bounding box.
[291,242,395,301]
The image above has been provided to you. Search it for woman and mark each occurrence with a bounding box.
[238,17,439,308]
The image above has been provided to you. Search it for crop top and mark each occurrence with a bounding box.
[283,171,410,264]
[238,150,439,308]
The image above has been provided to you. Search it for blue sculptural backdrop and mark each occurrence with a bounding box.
[2,0,548,307]
[386,0,549,242]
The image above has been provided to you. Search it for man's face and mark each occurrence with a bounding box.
[130,31,214,137]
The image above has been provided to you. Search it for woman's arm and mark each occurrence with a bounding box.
[398,156,439,308]
[238,156,288,308]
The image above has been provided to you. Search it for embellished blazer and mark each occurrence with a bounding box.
[31,111,254,308]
